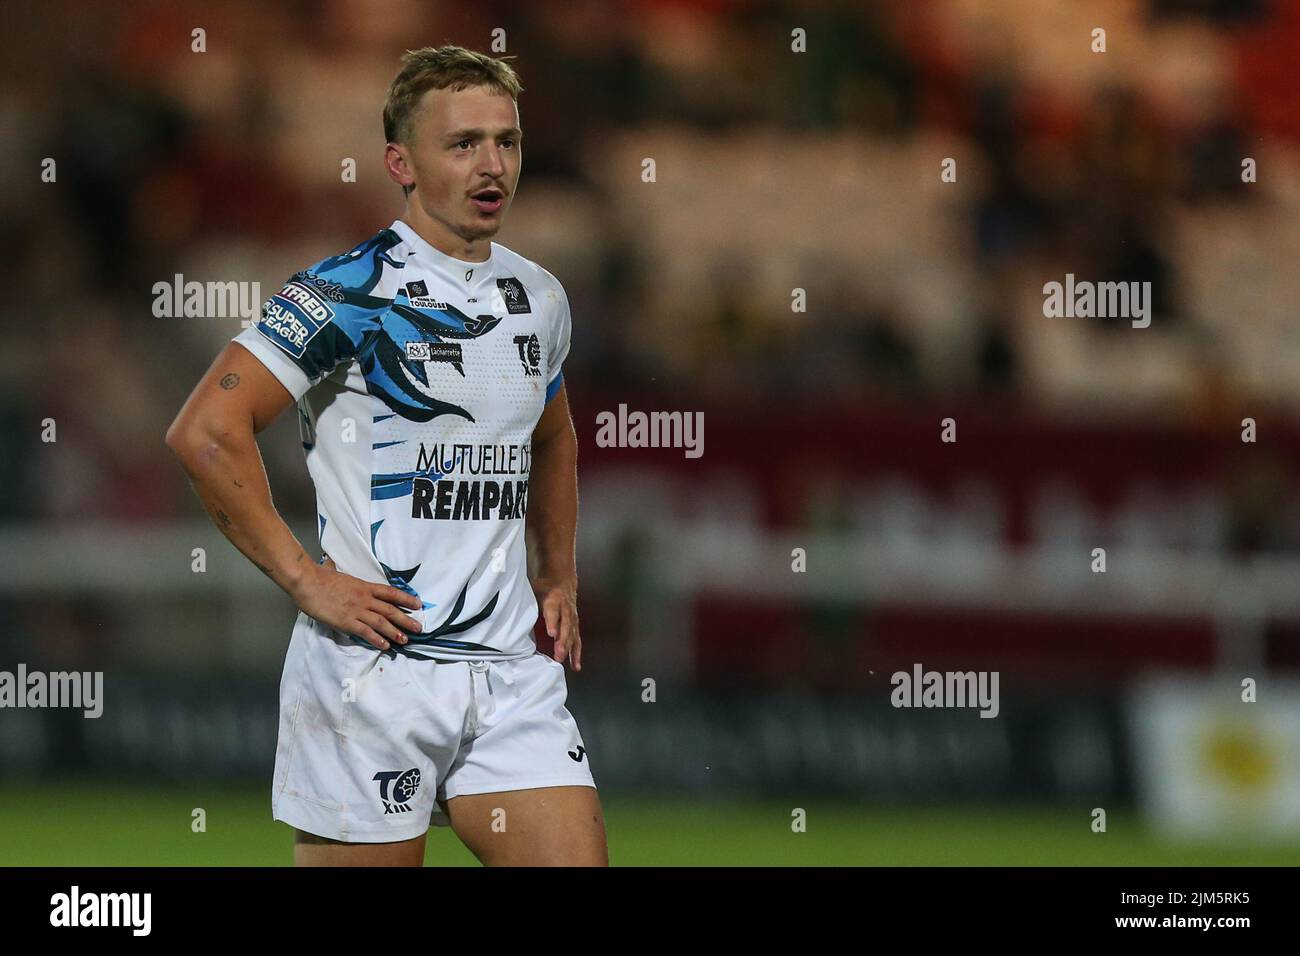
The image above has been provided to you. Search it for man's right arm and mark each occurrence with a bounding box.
[164,341,420,650]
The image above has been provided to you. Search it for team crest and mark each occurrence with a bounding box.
[373,768,421,814]
[513,333,543,378]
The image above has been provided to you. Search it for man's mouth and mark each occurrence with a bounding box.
[470,188,505,214]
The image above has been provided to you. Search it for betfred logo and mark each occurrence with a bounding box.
[255,281,335,358]
[276,281,335,323]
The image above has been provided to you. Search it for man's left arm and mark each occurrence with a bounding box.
[527,380,581,669]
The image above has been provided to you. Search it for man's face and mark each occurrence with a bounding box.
[399,85,522,243]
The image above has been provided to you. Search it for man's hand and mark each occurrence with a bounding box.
[291,557,424,651]
[533,576,581,670]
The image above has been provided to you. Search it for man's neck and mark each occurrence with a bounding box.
[401,206,491,263]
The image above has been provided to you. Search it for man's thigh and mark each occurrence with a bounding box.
[294,829,428,867]
[445,786,607,866]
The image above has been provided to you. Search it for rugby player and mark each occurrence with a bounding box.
[165,45,607,866]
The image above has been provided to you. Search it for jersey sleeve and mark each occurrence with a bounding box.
[232,253,394,401]
[545,280,572,404]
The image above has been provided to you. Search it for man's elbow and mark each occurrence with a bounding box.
[164,415,189,456]
[165,416,226,471]
[165,418,204,473]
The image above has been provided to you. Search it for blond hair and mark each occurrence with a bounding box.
[383,44,523,146]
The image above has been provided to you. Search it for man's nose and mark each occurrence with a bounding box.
[478,143,506,177]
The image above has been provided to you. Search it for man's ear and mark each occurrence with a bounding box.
[384,142,414,192]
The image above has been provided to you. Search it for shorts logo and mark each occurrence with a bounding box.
[496,277,532,314]
[373,767,421,814]
[567,745,586,763]
[513,333,543,378]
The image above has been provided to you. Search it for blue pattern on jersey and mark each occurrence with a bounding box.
[370,445,465,502]
[370,469,437,501]
[357,292,504,424]
[369,519,427,603]
[313,231,402,292]
[367,519,501,642]
[358,331,476,424]
[260,228,527,427]
[253,231,399,383]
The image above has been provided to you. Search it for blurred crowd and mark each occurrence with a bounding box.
[2,0,1300,525]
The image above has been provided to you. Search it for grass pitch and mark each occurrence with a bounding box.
[2,783,1295,866]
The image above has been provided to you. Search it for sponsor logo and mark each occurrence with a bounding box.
[513,333,543,378]
[416,442,530,476]
[464,314,501,336]
[256,280,336,358]
[497,277,532,314]
[292,270,345,303]
[406,341,463,363]
[568,745,586,763]
[411,478,529,520]
[278,280,336,323]
[405,280,449,309]
[373,768,421,814]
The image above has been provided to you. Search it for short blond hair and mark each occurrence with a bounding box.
[383,45,523,146]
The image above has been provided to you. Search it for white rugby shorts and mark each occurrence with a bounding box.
[271,612,596,843]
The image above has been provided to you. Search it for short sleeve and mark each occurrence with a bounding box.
[232,321,313,401]
[545,281,572,404]
[232,270,384,401]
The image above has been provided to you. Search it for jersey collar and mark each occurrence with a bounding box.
[389,219,496,279]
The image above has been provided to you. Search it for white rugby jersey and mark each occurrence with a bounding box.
[232,219,571,661]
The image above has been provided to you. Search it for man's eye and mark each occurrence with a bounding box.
[456,140,473,150]
[501,139,516,148]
